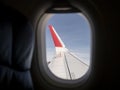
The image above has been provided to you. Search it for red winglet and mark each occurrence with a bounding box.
[48,25,63,47]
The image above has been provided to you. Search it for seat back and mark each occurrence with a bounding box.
[0,3,34,90]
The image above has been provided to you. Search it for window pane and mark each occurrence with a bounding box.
[46,13,91,80]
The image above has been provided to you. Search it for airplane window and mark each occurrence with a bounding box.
[45,13,91,80]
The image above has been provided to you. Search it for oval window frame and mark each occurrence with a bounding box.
[36,0,97,88]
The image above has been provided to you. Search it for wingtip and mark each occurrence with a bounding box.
[48,25,53,28]
[48,25,65,47]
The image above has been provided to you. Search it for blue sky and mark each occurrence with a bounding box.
[45,13,91,64]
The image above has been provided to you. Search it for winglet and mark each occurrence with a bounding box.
[48,25,65,47]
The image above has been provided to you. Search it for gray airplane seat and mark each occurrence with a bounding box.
[0,2,34,90]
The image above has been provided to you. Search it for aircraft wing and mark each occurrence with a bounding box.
[48,51,89,80]
[48,25,89,80]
